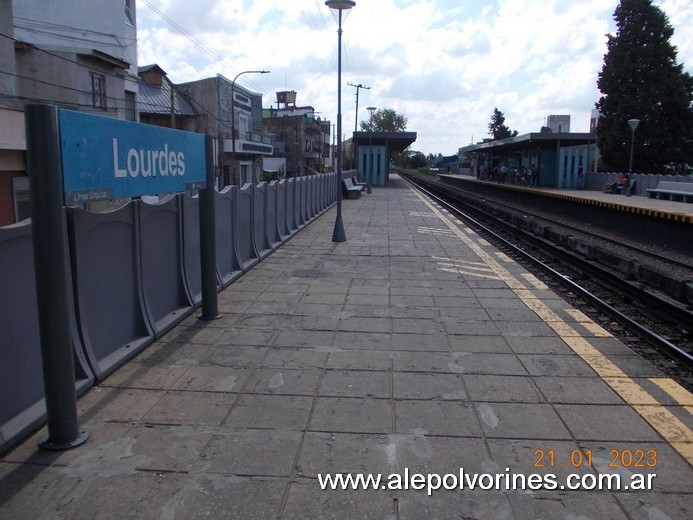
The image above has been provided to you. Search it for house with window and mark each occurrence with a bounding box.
[0,0,139,226]
[137,64,197,132]
[263,91,333,177]
[179,75,273,187]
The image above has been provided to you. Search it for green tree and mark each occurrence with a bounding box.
[487,108,518,141]
[359,108,407,132]
[595,0,693,173]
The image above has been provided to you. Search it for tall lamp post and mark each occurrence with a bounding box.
[366,106,376,194]
[627,118,640,175]
[326,0,355,243]
[230,69,269,186]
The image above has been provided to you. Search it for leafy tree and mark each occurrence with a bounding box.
[487,108,518,141]
[359,108,407,132]
[595,0,693,173]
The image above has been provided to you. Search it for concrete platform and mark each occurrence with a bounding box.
[438,174,693,223]
[1,175,691,519]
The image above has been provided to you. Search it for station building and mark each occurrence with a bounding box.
[459,132,597,188]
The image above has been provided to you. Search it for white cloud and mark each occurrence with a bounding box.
[137,0,692,155]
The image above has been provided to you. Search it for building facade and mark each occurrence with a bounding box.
[179,75,272,187]
[0,0,138,226]
[263,92,332,178]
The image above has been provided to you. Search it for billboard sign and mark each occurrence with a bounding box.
[59,109,206,204]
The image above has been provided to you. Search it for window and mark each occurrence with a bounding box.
[239,115,249,139]
[13,176,31,222]
[90,72,107,110]
[124,0,134,26]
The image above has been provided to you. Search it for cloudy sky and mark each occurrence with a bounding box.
[136,0,692,156]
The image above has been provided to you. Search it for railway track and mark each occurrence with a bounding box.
[399,171,693,382]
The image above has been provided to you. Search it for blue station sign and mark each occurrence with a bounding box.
[59,109,206,204]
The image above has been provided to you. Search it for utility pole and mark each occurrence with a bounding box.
[347,82,371,134]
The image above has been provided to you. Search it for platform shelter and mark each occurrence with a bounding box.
[353,131,417,186]
[459,132,596,188]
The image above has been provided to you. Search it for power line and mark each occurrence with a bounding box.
[347,82,371,134]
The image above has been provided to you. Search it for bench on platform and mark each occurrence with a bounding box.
[342,178,362,199]
[646,181,693,202]
[350,176,366,190]
[613,179,636,196]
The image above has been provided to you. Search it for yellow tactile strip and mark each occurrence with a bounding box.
[413,188,693,464]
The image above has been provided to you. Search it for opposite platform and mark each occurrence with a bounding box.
[0,175,691,519]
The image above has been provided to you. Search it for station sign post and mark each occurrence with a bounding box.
[25,105,217,450]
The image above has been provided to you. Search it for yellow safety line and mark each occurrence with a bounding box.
[412,188,693,464]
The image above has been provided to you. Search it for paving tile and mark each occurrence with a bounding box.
[395,400,481,436]
[173,475,286,520]
[201,429,302,476]
[518,354,598,377]
[392,318,446,335]
[225,394,313,430]
[282,483,396,519]
[534,376,625,404]
[244,368,322,396]
[393,351,463,373]
[464,375,542,403]
[332,331,391,350]
[554,405,663,442]
[504,335,574,354]
[143,391,236,426]
[310,397,392,433]
[326,350,393,371]
[508,491,628,519]
[394,435,491,475]
[296,432,395,478]
[448,335,512,353]
[392,333,449,352]
[615,492,693,520]
[172,366,253,393]
[397,491,513,520]
[475,403,572,440]
[86,387,165,422]
[319,370,391,398]
[453,353,528,375]
[393,373,467,400]
[99,361,187,390]
[263,348,328,369]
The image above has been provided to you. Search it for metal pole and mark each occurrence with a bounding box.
[628,127,635,174]
[332,9,347,242]
[25,104,88,451]
[199,135,220,320]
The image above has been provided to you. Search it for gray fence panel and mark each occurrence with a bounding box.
[296,177,306,228]
[0,222,45,454]
[276,179,289,239]
[182,194,202,305]
[319,175,327,212]
[0,221,93,455]
[309,177,317,218]
[301,177,310,224]
[68,203,154,381]
[215,187,243,287]
[267,181,282,246]
[254,182,272,259]
[286,179,297,234]
[294,177,306,229]
[237,183,259,271]
[139,196,194,337]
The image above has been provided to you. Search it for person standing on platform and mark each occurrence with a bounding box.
[577,162,584,190]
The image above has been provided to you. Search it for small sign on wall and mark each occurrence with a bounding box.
[59,109,206,204]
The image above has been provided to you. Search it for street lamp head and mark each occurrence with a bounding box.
[628,118,640,131]
[326,0,355,23]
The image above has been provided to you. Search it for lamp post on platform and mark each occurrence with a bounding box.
[230,70,269,186]
[325,0,355,243]
[627,118,640,174]
[366,106,376,194]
